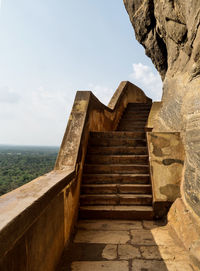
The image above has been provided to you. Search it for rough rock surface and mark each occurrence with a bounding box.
[124,0,200,217]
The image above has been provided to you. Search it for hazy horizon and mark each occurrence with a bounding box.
[0,143,59,147]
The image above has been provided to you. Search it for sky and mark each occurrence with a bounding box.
[0,0,162,146]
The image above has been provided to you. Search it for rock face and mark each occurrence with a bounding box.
[124,0,200,217]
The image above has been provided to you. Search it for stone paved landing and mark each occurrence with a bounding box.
[57,220,196,271]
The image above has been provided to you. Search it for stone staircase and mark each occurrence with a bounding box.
[79,103,153,220]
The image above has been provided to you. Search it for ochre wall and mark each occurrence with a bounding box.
[0,170,78,271]
[147,132,185,218]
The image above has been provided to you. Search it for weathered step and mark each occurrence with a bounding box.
[124,109,150,114]
[126,106,151,111]
[117,125,146,130]
[81,184,152,194]
[118,122,147,127]
[90,131,145,139]
[86,155,149,164]
[126,103,151,108]
[122,114,149,120]
[117,127,146,132]
[87,146,148,155]
[84,164,149,174]
[125,104,151,108]
[82,173,150,184]
[80,194,116,205]
[123,113,149,119]
[89,138,147,147]
[123,110,150,114]
[119,120,147,126]
[118,184,152,194]
[79,205,154,220]
[122,115,149,120]
[80,194,152,206]
[119,194,152,205]
[124,106,150,110]
[82,184,118,194]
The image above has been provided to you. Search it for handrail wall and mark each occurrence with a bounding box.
[0,169,75,270]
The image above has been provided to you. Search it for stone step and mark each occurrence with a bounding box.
[82,184,117,194]
[123,110,150,114]
[84,164,149,174]
[119,194,152,205]
[121,115,148,120]
[86,154,149,164]
[82,173,150,184]
[117,125,146,130]
[125,108,151,111]
[117,127,146,132]
[79,102,153,221]
[126,104,151,108]
[118,122,147,127]
[125,104,151,111]
[80,194,152,206]
[124,109,150,114]
[89,138,147,147]
[81,184,152,194]
[126,103,151,107]
[121,115,149,121]
[90,131,146,139]
[87,146,148,155]
[118,184,152,194]
[119,120,147,125]
[79,205,154,220]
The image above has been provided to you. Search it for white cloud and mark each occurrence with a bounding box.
[0,86,21,104]
[0,86,74,146]
[130,63,162,101]
[88,83,114,105]
[0,83,115,146]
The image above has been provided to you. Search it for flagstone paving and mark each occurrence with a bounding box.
[57,220,198,271]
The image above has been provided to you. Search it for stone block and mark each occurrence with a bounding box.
[102,245,117,260]
[131,229,155,245]
[132,259,167,271]
[71,261,129,271]
[140,246,162,260]
[118,244,141,260]
[74,230,130,244]
[77,220,142,231]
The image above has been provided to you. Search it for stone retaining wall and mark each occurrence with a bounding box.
[147,132,185,218]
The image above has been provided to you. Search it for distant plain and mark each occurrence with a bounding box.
[0,145,59,196]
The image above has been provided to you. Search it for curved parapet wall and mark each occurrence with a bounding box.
[0,81,151,271]
[55,81,151,170]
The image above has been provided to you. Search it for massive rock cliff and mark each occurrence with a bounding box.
[124,0,200,217]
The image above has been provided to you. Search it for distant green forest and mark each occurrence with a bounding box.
[0,145,59,196]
